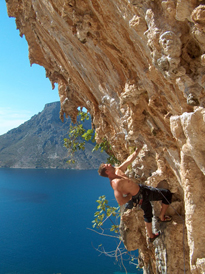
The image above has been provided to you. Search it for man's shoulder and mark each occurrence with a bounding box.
[115,167,127,176]
[111,178,120,184]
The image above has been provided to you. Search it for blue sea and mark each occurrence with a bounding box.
[0,168,142,274]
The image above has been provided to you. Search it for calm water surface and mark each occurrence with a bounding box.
[0,168,142,274]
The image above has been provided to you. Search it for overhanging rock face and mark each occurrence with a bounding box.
[6,0,205,273]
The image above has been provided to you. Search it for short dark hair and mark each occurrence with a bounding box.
[98,163,108,177]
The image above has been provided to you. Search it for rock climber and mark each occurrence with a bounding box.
[98,143,172,242]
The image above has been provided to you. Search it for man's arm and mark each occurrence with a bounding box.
[114,190,132,206]
[118,144,143,173]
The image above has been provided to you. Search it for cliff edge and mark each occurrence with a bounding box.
[6,0,205,273]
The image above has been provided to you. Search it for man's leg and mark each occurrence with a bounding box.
[158,203,170,221]
[149,187,172,221]
[145,221,154,238]
[145,221,160,241]
[140,188,161,240]
[141,201,158,238]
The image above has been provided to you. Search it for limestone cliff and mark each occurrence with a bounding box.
[5,0,205,273]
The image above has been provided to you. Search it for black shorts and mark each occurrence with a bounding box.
[139,185,172,223]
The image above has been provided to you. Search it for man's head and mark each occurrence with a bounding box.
[98,163,114,177]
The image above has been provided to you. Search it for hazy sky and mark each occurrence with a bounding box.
[0,1,60,135]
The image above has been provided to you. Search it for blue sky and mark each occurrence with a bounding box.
[0,1,60,135]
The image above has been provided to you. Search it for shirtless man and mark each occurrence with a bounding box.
[98,145,172,242]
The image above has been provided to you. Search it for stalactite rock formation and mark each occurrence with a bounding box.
[6,0,205,273]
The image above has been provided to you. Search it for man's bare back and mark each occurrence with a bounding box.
[98,146,143,205]
[98,144,172,241]
[110,168,140,203]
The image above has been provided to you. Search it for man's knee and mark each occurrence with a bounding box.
[142,207,153,222]
[141,201,153,223]
[144,216,152,223]
[162,189,172,204]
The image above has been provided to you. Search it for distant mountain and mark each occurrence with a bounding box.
[0,102,107,169]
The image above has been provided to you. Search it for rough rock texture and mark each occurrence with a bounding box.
[6,0,205,273]
[0,102,108,169]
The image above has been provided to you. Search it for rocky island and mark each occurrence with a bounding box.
[0,101,107,169]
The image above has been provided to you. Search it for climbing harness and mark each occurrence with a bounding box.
[132,189,143,207]
[125,188,143,209]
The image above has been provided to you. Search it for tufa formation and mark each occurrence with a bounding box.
[6,0,205,273]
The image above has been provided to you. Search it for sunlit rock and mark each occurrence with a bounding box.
[6,0,205,273]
